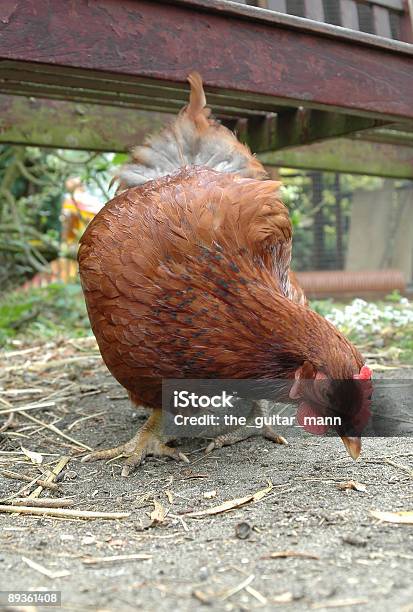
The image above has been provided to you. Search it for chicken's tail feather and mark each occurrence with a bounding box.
[186,71,209,130]
[116,72,266,190]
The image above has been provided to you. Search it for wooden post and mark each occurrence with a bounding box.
[311,172,325,270]
[334,174,344,269]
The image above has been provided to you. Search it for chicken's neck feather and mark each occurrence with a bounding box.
[155,243,364,382]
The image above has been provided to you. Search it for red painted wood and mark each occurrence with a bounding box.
[0,0,412,120]
[400,0,413,42]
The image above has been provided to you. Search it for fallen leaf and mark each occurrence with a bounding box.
[21,446,43,465]
[371,510,413,525]
[203,490,217,499]
[135,492,153,507]
[271,592,294,604]
[150,500,167,524]
[183,481,273,518]
[337,480,366,493]
[165,490,174,504]
[192,589,211,604]
[22,556,71,579]
[262,550,320,560]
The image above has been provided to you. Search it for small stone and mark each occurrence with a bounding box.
[342,534,368,547]
[235,522,251,540]
[63,470,78,481]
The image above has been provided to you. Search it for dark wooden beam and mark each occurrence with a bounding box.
[245,110,386,151]
[0,0,412,122]
[260,138,413,178]
[1,94,412,182]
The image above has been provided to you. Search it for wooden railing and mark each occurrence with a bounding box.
[232,0,413,42]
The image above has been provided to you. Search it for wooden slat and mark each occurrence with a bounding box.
[340,0,360,29]
[373,5,393,36]
[266,0,287,11]
[352,127,413,146]
[0,94,168,151]
[169,0,413,53]
[0,92,410,180]
[260,138,413,178]
[303,0,324,22]
[0,0,412,122]
[246,110,385,151]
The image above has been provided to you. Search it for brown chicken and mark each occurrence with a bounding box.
[78,73,372,476]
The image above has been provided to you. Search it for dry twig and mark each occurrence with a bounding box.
[0,505,131,520]
[10,498,74,508]
[28,456,70,499]
[0,469,59,491]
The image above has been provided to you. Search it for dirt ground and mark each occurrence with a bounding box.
[0,341,412,612]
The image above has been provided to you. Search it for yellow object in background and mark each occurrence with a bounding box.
[62,177,103,244]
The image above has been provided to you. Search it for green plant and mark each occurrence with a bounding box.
[0,282,91,347]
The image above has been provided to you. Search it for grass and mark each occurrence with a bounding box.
[1,283,412,363]
[0,282,91,347]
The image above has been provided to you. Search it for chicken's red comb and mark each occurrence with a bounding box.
[354,365,372,380]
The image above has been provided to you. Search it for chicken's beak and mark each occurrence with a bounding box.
[340,436,361,460]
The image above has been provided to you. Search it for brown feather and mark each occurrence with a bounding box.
[79,167,363,410]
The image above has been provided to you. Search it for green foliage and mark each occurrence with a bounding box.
[112,153,129,166]
[384,290,402,303]
[310,299,335,318]
[0,282,91,347]
[0,146,115,290]
[312,297,413,364]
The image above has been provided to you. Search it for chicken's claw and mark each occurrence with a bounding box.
[81,409,189,476]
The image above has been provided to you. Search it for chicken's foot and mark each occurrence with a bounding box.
[82,408,189,476]
[205,400,287,453]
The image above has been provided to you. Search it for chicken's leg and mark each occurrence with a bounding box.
[205,400,288,453]
[82,408,189,477]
